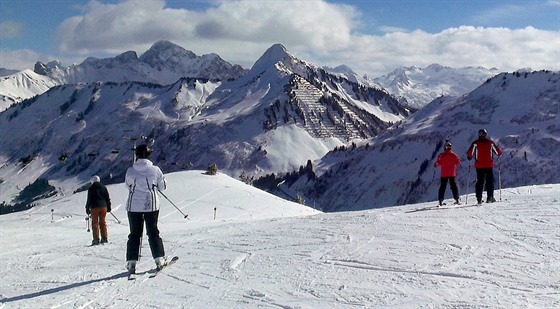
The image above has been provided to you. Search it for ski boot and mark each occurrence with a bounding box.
[155,257,166,271]
[127,260,137,274]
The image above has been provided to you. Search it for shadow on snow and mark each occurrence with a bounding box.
[0,271,128,304]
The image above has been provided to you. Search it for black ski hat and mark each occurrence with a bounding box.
[478,129,488,137]
[135,144,152,159]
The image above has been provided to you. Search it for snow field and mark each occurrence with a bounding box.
[0,171,558,308]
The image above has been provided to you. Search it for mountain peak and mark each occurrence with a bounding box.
[250,43,295,73]
[323,64,356,75]
[139,40,197,66]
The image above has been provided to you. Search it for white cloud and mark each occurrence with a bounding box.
[327,26,560,77]
[0,49,43,70]
[7,0,559,77]
[53,0,358,57]
[378,26,409,34]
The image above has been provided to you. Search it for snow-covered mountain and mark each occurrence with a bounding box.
[274,70,560,211]
[40,40,248,85]
[0,41,248,112]
[373,64,500,108]
[0,69,59,112]
[0,44,412,205]
[1,169,558,307]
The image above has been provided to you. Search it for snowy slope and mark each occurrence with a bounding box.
[0,170,558,308]
[282,70,560,211]
[373,64,500,108]
[0,69,58,112]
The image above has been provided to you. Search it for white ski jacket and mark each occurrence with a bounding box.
[125,159,166,212]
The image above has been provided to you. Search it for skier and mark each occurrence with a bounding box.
[86,175,111,245]
[434,142,461,206]
[467,129,502,204]
[125,144,167,274]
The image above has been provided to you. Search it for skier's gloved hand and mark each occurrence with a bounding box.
[107,206,111,213]
[467,156,472,161]
[86,208,91,215]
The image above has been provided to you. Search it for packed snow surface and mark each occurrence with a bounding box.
[1,171,558,308]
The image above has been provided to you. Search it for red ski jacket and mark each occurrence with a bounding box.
[434,149,461,177]
[467,137,502,168]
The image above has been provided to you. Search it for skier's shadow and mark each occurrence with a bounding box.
[0,271,128,304]
[405,204,480,213]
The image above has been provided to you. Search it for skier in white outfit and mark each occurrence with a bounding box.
[125,144,167,274]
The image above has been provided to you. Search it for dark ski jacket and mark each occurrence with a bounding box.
[86,181,111,213]
[467,136,502,169]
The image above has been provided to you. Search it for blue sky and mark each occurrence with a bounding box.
[1,0,559,77]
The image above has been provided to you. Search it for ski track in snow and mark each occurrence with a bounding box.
[0,181,559,308]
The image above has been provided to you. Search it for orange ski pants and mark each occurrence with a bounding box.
[91,207,108,241]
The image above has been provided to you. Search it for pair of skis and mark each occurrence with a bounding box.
[128,256,179,280]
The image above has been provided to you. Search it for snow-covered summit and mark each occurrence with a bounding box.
[374,64,500,108]
[0,69,58,111]
[0,41,248,110]
[33,40,247,85]
[140,40,198,65]
[249,43,298,75]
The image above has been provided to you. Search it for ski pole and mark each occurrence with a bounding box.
[158,189,189,219]
[465,165,471,205]
[139,234,143,259]
[109,211,121,224]
[498,157,502,201]
[86,215,90,232]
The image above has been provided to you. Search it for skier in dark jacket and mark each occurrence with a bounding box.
[86,175,111,245]
[434,142,461,206]
[467,129,502,204]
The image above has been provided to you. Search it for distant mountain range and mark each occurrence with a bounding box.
[0,42,412,206]
[1,41,247,112]
[1,41,498,112]
[1,41,558,213]
[372,64,500,108]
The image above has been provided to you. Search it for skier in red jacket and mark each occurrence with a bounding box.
[434,142,461,206]
[467,129,502,204]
